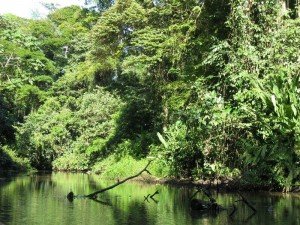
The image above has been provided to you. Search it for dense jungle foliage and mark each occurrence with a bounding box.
[1,0,300,191]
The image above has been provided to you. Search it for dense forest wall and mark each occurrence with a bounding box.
[0,0,300,191]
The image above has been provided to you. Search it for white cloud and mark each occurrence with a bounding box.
[0,0,85,19]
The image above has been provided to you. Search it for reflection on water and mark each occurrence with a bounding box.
[0,172,299,225]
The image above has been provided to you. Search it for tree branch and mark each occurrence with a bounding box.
[4,54,14,68]
[84,160,153,198]
[1,53,18,86]
[237,192,257,212]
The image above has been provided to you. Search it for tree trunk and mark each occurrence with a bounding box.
[297,0,300,17]
[281,0,288,15]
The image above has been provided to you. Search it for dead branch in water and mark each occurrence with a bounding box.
[144,190,159,202]
[237,192,257,212]
[150,190,159,199]
[84,160,153,199]
[229,204,237,217]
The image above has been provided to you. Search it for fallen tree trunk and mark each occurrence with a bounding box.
[84,160,152,199]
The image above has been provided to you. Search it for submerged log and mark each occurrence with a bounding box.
[190,199,211,210]
[190,188,223,211]
[67,191,74,201]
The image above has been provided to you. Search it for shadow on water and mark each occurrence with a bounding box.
[112,200,151,225]
[0,172,24,224]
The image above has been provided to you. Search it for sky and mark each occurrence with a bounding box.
[0,0,86,18]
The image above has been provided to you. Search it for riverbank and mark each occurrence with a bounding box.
[0,146,31,172]
[89,155,292,193]
[3,153,295,193]
[131,175,283,192]
[1,168,298,193]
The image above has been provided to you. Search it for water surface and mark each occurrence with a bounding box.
[0,172,299,225]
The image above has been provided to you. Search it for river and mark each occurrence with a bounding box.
[0,172,299,225]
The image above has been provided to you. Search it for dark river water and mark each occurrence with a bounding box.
[0,172,299,225]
